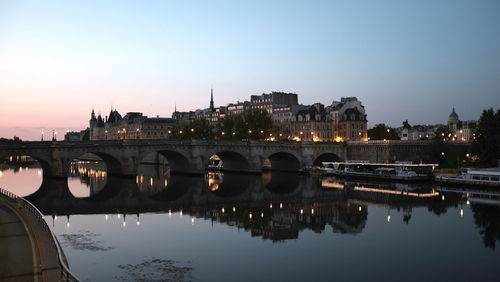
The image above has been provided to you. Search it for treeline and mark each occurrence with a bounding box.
[474,108,500,167]
[169,109,273,140]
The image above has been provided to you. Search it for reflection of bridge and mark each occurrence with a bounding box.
[0,140,471,177]
[27,173,461,228]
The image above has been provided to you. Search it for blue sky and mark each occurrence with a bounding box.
[1,0,499,139]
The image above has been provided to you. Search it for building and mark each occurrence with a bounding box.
[172,88,223,124]
[272,97,367,142]
[89,109,176,140]
[397,108,477,142]
[447,108,477,141]
[250,92,298,114]
[331,97,368,142]
[399,120,438,140]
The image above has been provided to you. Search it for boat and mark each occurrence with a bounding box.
[320,161,437,182]
[435,168,500,188]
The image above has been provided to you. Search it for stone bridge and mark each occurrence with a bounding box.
[0,139,471,177]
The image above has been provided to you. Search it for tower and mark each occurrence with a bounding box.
[89,109,97,140]
[210,88,214,112]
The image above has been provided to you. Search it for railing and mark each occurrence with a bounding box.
[0,187,79,281]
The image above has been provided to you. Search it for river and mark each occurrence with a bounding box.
[1,160,499,281]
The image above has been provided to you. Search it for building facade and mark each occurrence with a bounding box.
[89,109,176,140]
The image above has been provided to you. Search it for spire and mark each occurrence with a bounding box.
[210,87,214,111]
[174,103,177,113]
[91,108,96,121]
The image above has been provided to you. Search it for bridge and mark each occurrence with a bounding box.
[0,139,471,178]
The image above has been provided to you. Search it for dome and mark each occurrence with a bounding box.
[449,107,458,119]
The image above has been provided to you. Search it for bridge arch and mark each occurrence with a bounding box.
[265,151,301,172]
[141,150,191,173]
[208,151,250,172]
[67,152,108,198]
[73,152,122,175]
[313,153,342,167]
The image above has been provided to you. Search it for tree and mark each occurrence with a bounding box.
[475,108,500,167]
[216,109,273,140]
[170,118,214,140]
[433,126,453,141]
[367,124,399,140]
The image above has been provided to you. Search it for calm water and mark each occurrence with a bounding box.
[1,161,500,281]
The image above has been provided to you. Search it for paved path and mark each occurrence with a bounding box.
[0,197,62,281]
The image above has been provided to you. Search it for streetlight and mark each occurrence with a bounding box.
[41,131,44,141]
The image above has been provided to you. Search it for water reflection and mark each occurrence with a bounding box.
[137,163,169,196]
[0,155,43,196]
[68,159,107,197]
[5,158,497,253]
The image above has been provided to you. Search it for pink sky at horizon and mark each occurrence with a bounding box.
[2,1,499,141]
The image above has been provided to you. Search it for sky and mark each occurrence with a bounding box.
[1,0,499,140]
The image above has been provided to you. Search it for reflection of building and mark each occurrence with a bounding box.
[197,200,368,242]
[69,161,107,196]
[136,161,169,195]
[89,109,176,140]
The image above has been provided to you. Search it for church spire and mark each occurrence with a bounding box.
[210,87,214,111]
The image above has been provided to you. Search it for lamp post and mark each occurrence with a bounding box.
[41,130,44,141]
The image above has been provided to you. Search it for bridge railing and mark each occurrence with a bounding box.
[0,187,80,281]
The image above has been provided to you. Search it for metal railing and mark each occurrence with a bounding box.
[0,187,79,281]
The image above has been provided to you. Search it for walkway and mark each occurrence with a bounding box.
[0,190,74,281]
